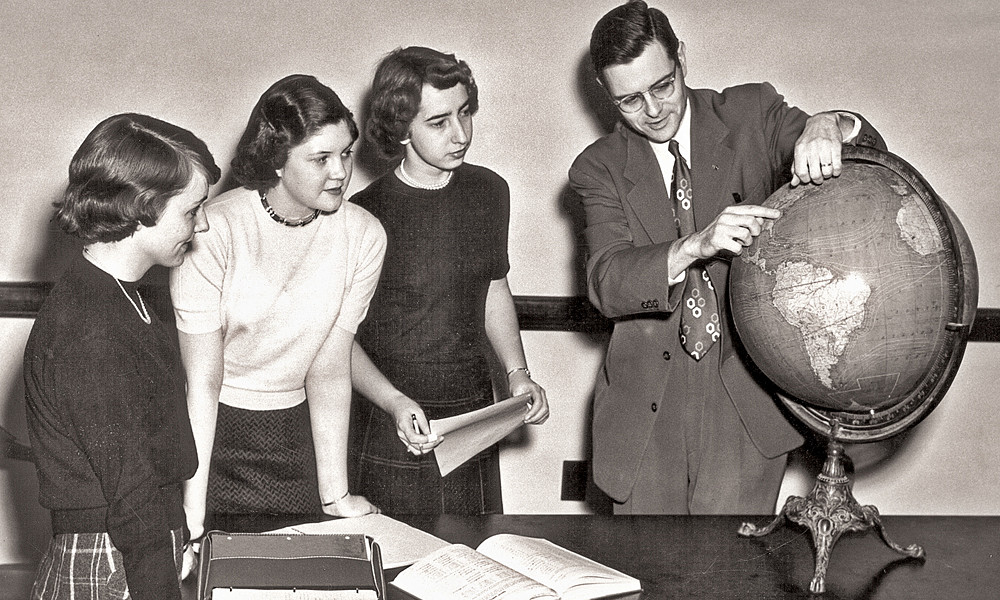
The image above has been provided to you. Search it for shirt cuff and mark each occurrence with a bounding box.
[837,112,862,144]
[668,269,687,287]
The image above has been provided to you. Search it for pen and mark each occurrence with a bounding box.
[411,414,438,442]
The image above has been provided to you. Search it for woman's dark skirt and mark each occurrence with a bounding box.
[208,401,322,514]
[350,382,503,516]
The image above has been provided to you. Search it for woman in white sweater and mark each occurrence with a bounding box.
[171,75,393,542]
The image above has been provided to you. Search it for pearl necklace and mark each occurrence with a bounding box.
[398,159,453,190]
[260,192,320,227]
[83,250,151,325]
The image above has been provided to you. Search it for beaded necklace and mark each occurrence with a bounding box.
[260,192,321,227]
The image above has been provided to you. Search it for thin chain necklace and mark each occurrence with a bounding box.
[260,192,320,227]
[83,249,152,325]
[398,159,452,190]
[115,279,151,325]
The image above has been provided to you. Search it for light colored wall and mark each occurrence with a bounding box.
[1,0,997,564]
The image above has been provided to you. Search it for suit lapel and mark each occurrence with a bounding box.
[616,92,738,245]
[687,90,738,361]
[689,89,735,230]
[621,125,673,244]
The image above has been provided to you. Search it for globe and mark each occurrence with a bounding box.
[729,146,978,443]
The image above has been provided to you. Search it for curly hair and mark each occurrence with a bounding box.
[366,47,479,159]
[54,113,220,243]
[590,0,680,75]
[231,74,359,192]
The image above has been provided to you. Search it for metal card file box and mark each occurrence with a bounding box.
[197,531,385,599]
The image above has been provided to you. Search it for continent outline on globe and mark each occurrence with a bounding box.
[729,146,978,443]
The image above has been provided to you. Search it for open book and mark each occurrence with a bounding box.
[390,534,641,600]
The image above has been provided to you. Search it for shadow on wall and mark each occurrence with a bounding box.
[548,52,620,514]
[559,50,619,312]
[32,214,83,283]
[1,198,80,563]
[783,424,923,504]
[574,50,620,138]
[353,85,394,185]
[2,367,51,564]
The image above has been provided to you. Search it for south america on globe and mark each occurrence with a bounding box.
[729,146,977,442]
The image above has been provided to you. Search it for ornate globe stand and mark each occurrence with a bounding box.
[738,423,925,594]
[727,146,978,593]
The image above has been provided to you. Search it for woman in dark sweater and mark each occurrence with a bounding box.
[23,113,219,600]
[349,47,550,515]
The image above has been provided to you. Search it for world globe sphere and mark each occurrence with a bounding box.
[729,146,977,443]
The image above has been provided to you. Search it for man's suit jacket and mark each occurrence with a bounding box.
[569,83,885,502]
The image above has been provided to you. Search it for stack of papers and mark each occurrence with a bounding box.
[430,394,531,476]
[269,513,450,569]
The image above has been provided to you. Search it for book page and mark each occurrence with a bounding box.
[430,394,530,476]
[476,535,641,600]
[391,544,558,600]
[268,513,451,569]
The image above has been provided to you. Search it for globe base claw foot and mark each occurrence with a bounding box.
[739,435,925,594]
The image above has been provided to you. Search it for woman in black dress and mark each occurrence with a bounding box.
[23,113,219,599]
[350,46,549,515]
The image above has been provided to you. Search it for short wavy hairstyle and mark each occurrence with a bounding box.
[231,74,359,192]
[590,0,681,75]
[54,113,221,244]
[366,47,478,159]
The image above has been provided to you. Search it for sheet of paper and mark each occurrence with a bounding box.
[429,394,530,476]
[268,513,451,569]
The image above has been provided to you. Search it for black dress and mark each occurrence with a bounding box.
[350,163,510,515]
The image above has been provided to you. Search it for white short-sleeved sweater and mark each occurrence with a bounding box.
[170,187,386,411]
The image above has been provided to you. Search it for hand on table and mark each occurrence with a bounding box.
[322,493,380,518]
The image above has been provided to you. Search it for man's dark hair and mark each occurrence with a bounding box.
[590,1,680,75]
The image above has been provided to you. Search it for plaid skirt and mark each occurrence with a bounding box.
[30,527,184,600]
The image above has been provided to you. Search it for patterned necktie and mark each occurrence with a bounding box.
[668,139,720,360]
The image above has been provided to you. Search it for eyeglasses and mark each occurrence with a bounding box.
[611,69,678,113]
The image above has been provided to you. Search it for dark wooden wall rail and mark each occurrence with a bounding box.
[1,282,998,462]
[1,282,998,341]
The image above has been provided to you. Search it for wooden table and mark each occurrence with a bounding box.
[198,513,999,599]
[6,514,991,598]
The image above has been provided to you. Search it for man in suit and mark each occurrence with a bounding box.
[569,0,885,514]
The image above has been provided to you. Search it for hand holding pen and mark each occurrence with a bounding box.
[395,406,442,456]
